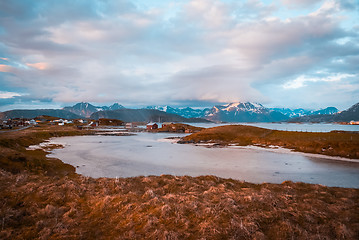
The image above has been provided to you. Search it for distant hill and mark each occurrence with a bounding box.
[63,102,125,118]
[90,109,210,123]
[289,103,359,122]
[336,103,359,121]
[63,102,99,118]
[107,103,125,111]
[0,109,81,120]
[205,102,289,122]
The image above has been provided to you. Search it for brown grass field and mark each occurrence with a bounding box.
[0,125,359,239]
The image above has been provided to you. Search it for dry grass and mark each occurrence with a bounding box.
[1,171,358,239]
[1,125,359,239]
[153,123,204,133]
[180,125,359,159]
[0,125,94,175]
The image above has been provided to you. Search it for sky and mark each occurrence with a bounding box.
[0,0,358,111]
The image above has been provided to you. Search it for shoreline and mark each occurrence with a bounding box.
[43,132,359,188]
[179,124,359,159]
[191,142,359,163]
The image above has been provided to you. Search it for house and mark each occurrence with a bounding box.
[146,122,158,130]
[77,125,92,130]
[35,115,59,123]
[161,122,173,128]
[73,119,84,124]
[29,119,37,125]
[89,121,99,127]
[126,123,134,128]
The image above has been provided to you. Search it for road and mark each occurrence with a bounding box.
[0,125,32,134]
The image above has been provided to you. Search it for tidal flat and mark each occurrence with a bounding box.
[47,133,359,188]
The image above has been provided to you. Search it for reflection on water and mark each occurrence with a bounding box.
[48,132,359,188]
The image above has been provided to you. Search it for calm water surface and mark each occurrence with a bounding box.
[48,132,359,188]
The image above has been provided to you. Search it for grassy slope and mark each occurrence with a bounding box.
[1,172,359,239]
[180,125,359,159]
[0,125,359,239]
[0,125,94,176]
[154,123,204,133]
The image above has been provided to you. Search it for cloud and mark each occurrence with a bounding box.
[0,0,358,111]
[0,91,22,99]
[263,74,359,110]
[280,0,324,9]
[26,62,49,70]
[0,65,13,72]
[282,73,355,89]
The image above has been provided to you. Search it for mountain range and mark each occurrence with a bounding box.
[0,109,81,120]
[146,106,210,119]
[147,103,342,122]
[1,101,357,123]
[289,103,359,122]
[271,107,339,118]
[91,109,210,123]
[205,102,288,122]
[63,102,125,118]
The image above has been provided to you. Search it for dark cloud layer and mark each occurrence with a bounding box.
[0,0,358,111]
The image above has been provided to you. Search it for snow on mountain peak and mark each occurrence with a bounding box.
[221,102,265,112]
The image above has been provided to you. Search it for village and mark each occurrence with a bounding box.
[0,116,202,133]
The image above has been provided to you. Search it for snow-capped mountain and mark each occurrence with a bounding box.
[206,102,288,122]
[61,102,342,122]
[271,107,338,118]
[312,107,339,115]
[289,103,358,122]
[108,103,125,111]
[209,102,266,114]
[146,106,210,119]
[147,102,292,122]
[270,108,311,118]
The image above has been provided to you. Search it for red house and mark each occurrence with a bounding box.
[146,123,158,130]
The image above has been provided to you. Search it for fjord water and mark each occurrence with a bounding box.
[48,132,359,188]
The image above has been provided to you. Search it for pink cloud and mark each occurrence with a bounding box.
[26,62,49,70]
[0,64,13,72]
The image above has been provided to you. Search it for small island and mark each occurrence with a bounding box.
[179,125,359,159]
